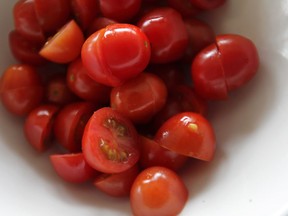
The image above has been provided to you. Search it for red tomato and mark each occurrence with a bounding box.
[9,30,47,66]
[82,23,151,87]
[139,135,188,171]
[190,0,226,10]
[154,112,216,161]
[71,0,99,30]
[110,73,167,124]
[137,7,189,63]
[168,0,201,17]
[67,58,111,104]
[54,102,96,152]
[39,20,85,64]
[24,105,59,152]
[13,0,45,43]
[34,0,71,34]
[82,107,140,173]
[50,153,97,183]
[130,166,188,216]
[191,34,259,100]
[99,0,141,22]
[94,164,139,197]
[0,64,44,116]
[86,17,117,36]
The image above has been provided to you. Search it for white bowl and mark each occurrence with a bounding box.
[1,0,288,216]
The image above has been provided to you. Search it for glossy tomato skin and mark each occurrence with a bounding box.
[82,107,140,173]
[130,166,188,216]
[82,23,151,87]
[155,112,216,161]
[9,30,47,66]
[13,0,45,43]
[137,7,189,63]
[110,73,167,124]
[139,135,188,171]
[40,20,85,64]
[54,102,96,152]
[99,0,141,22]
[67,58,111,104]
[94,164,139,197]
[24,104,59,152]
[190,0,226,10]
[50,153,98,183]
[0,64,44,116]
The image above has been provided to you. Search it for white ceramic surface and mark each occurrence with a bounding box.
[1,0,288,215]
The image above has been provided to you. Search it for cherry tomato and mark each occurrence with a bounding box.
[82,23,151,87]
[9,30,47,66]
[99,0,141,22]
[130,166,188,216]
[110,73,167,124]
[50,153,97,183]
[71,0,99,30]
[94,164,139,197]
[67,58,111,104]
[39,20,85,64]
[137,7,188,63]
[24,104,59,152]
[190,0,226,10]
[139,135,188,171]
[34,0,71,34]
[13,0,45,43]
[154,112,216,161]
[191,34,259,100]
[54,102,96,152]
[0,64,44,116]
[86,17,117,36]
[168,0,201,17]
[82,107,140,173]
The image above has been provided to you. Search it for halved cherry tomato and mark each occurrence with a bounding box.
[99,0,141,22]
[110,73,167,124]
[94,164,139,197]
[154,112,216,161]
[67,58,111,104]
[82,23,151,87]
[50,153,98,183]
[82,107,140,173]
[54,102,96,152]
[130,166,188,216]
[137,7,188,63]
[39,20,85,64]
[24,104,59,152]
[139,135,188,171]
[0,64,44,116]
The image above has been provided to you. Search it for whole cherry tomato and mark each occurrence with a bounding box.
[137,7,188,63]
[130,166,188,216]
[24,104,59,152]
[168,0,201,17]
[0,64,44,116]
[50,153,98,183]
[82,107,140,173]
[82,23,151,87]
[154,112,216,161]
[86,17,117,36]
[110,73,167,124]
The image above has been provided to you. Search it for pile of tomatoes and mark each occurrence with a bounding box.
[0,0,259,215]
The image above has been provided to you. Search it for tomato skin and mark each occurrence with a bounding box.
[0,64,44,116]
[110,73,167,124]
[24,104,59,152]
[54,102,96,152]
[139,136,188,171]
[94,164,139,197]
[82,107,140,173]
[168,0,201,17]
[86,17,117,36]
[99,0,141,22]
[81,23,151,87]
[67,58,111,104]
[40,20,85,64]
[50,153,98,183]
[137,7,189,63]
[130,166,188,216]
[155,112,216,161]
[9,30,47,66]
